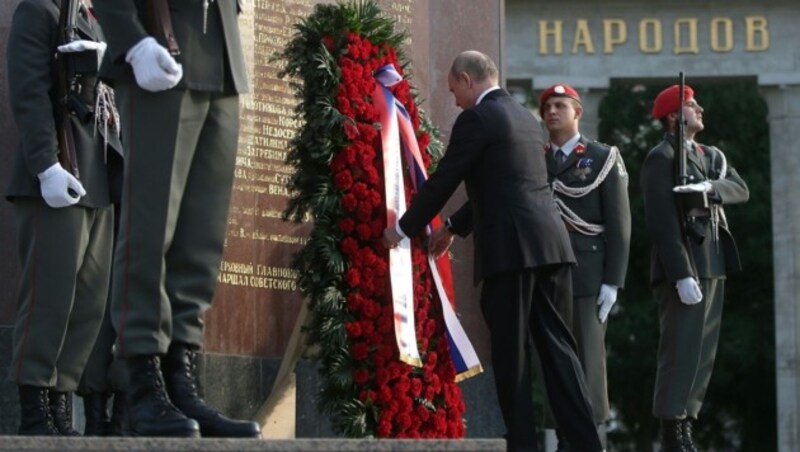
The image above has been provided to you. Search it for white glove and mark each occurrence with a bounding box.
[37,163,86,208]
[675,277,703,305]
[596,284,618,323]
[58,40,107,69]
[673,181,713,194]
[125,36,183,92]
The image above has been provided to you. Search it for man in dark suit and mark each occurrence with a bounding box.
[383,51,602,452]
[5,0,122,435]
[642,85,749,451]
[93,1,259,438]
[540,83,631,450]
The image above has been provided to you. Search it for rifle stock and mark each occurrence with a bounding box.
[56,0,80,179]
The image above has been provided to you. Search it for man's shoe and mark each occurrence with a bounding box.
[81,392,110,436]
[17,386,59,435]
[163,342,260,438]
[49,391,81,436]
[681,418,699,452]
[660,419,687,452]
[107,391,129,436]
[126,355,200,437]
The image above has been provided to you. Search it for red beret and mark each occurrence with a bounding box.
[652,84,695,119]
[539,84,582,116]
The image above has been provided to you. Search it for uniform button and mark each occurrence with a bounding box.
[689,175,695,181]
[592,245,597,251]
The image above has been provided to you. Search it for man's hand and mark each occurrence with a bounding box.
[675,277,703,305]
[596,284,618,323]
[383,226,403,249]
[58,40,107,69]
[37,163,86,208]
[673,181,713,194]
[125,37,183,92]
[429,225,454,258]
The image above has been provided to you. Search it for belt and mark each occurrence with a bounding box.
[687,208,710,218]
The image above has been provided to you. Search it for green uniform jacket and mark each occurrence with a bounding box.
[642,135,749,285]
[6,0,123,208]
[546,138,631,297]
[94,0,248,94]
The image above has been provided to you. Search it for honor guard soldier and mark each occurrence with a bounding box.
[642,84,749,451]
[539,83,632,451]
[92,0,260,438]
[6,0,123,436]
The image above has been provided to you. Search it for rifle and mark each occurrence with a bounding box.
[147,0,181,56]
[56,0,81,179]
[673,72,700,276]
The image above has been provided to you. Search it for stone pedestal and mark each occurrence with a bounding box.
[764,84,800,452]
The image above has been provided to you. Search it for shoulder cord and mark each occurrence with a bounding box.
[94,81,120,162]
[551,146,623,236]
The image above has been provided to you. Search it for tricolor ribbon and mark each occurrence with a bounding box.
[373,64,482,381]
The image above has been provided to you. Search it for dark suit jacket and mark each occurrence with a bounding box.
[399,89,575,284]
[546,137,631,297]
[94,0,248,94]
[6,0,123,208]
[641,135,749,285]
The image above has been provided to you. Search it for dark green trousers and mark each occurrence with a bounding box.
[653,278,725,419]
[570,293,610,423]
[112,83,239,356]
[9,199,114,391]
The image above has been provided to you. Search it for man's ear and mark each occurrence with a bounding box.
[574,106,584,120]
[459,72,472,88]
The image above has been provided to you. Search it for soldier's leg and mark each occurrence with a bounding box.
[572,294,610,423]
[159,92,259,438]
[9,200,95,435]
[111,85,205,356]
[166,92,239,346]
[652,282,706,418]
[111,83,203,438]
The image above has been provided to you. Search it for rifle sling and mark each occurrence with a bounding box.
[148,0,181,56]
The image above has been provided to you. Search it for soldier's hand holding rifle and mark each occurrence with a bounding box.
[125,36,183,92]
[37,163,86,208]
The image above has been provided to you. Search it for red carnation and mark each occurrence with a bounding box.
[352,368,370,385]
[344,268,361,287]
[322,34,335,50]
[351,342,369,361]
[341,193,358,211]
[334,170,354,189]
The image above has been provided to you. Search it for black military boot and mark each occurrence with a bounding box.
[49,391,81,436]
[81,392,110,436]
[660,419,687,452]
[681,418,699,452]
[107,391,129,436]
[162,342,261,438]
[555,428,571,451]
[126,355,200,437]
[17,385,59,435]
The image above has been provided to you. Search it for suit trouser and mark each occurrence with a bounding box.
[481,265,601,452]
[653,278,725,419]
[113,83,239,356]
[8,199,114,391]
[542,292,610,425]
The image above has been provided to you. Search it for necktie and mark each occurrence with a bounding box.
[555,149,566,164]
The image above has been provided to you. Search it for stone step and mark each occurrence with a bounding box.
[0,437,506,451]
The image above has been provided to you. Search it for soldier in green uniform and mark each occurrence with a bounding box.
[6,0,122,436]
[539,84,631,451]
[643,84,749,451]
[92,0,260,438]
